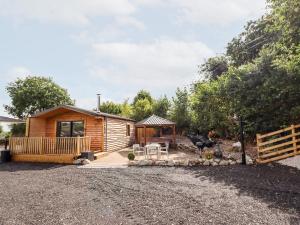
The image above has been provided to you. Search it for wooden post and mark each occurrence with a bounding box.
[291,125,297,155]
[76,136,81,156]
[173,125,176,144]
[256,133,263,163]
[160,127,163,137]
[144,126,147,146]
[40,137,43,155]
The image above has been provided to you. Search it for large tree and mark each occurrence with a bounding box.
[132,90,154,121]
[153,95,170,118]
[5,76,73,119]
[170,88,191,134]
[100,101,122,115]
[191,0,300,138]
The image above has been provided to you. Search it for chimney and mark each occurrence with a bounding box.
[97,94,101,112]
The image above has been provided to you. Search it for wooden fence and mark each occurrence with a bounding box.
[256,124,300,163]
[9,137,91,156]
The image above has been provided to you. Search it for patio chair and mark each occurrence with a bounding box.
[146,144,161,159]
[160,142,169,158]
[132,144,146,158]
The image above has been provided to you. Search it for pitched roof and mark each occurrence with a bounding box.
[31,105,135,122]
[135,115,175,126]
[0,116,24,123]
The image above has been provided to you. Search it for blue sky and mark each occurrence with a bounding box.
[0,0,266,117]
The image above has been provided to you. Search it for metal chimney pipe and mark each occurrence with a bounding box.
[97,94,101,112]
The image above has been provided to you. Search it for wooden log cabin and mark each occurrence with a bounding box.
[25,105,135,153]
[9,105,135,163]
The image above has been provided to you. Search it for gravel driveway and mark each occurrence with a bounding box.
[0,163,299,225]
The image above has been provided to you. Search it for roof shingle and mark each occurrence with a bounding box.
[135,115,175,126]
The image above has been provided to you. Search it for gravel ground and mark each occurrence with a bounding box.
[0,163,299,225]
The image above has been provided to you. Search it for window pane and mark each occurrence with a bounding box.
[72,121,84,137]
[58,122,71,137]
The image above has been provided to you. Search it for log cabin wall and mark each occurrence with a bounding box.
[28,118,47,137]
[104,117,135,151]
[38,111,103,152]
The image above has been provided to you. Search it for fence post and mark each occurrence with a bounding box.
[291,125,297,156]
[256,134,261,162]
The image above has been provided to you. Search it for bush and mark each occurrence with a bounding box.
[203,150,213,160]
[128,152,135,161]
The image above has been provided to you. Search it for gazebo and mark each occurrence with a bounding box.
[135,115,176,146]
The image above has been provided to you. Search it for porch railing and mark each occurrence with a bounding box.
[9,137,92,155]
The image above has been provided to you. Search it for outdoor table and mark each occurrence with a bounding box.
[145,143,161,160]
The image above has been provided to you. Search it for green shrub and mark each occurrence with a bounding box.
[128,152,135,161]
[203,150,213,160]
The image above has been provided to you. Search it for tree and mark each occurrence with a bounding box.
[153,95,170,118]
[9,123,26,137]
[133,90,153,105]
[100,101,122,115]
[5,76,73,119]
[170,88,191,134]
[190,0,300,139]
[132,98,153,121]
[132,90,154,121]
[120,99,133,118]
[199,56,229,81]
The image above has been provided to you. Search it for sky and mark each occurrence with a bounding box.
[0,0,267,118]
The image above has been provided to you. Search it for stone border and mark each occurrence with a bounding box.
[128,157,254,167]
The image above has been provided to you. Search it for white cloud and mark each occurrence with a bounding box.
[172,0,266,26]
[0,0,266,27]
[0,0,136,26]
[5,66,31,81]
[90,39,214,94]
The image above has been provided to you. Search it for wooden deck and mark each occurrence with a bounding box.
[9,137,91,164]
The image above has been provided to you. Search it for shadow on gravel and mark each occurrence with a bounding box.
[190,164,300,216]
[0,162,65,172]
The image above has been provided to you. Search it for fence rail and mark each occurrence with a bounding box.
[9,137,91,156]
[257,124,300,163]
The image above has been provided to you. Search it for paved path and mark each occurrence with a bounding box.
[278,155,300,170]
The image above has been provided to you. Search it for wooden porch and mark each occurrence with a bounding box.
[9,137,91,164]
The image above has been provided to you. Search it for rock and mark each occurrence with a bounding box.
[187,160,197,166]
[229,160,236,165]
[198,158,205,164]
[82,159,91,165]
[219,160,229,166]
[167,160,175,167]
[182,160,189,167]
[213,144,223,158]
[232,142,242,152]
[139,160,153,166]
[174,160,182,166]
[214,158,221,163]
[128,160,138,166]
[236,159,242,164]
[203,160,210,166]
[212,161,218,166]
[203,147,209,151]
[156,160,167,166]
[73,158,84,165]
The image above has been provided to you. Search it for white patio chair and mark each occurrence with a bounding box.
[132,144,146,158]
[160,142,169,159]
[146,143,161,159]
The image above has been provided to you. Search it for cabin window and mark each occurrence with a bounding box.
[57,121,84,137]
[126,124,130,136]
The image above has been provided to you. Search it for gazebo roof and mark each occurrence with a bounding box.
[0,116,24,123]
[135,115,175,127]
